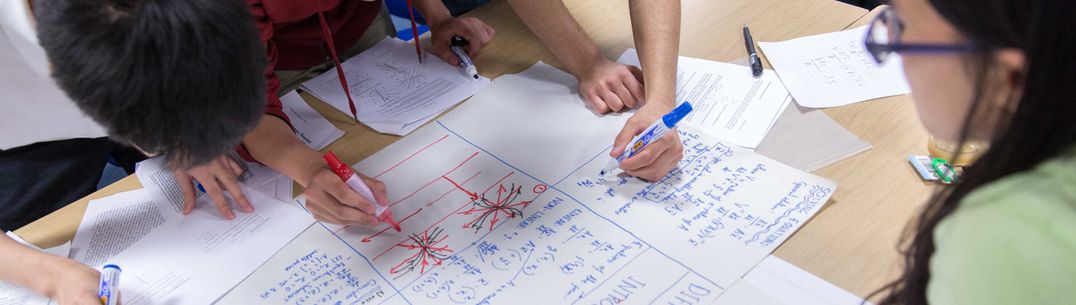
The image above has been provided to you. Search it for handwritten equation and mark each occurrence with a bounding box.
[757,25,911,108]
[562,127,836,288]
[257,249,384,305]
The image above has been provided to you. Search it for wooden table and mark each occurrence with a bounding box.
[17,0,933,301]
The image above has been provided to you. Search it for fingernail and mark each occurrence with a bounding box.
[242,206,253,213]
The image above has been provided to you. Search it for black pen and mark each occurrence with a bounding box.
[743,24,763,78]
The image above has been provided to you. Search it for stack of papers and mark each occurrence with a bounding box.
[618,49,791,149]
[755,104,871,172]
[302,37,490,135]
[69,186,313,304]
[758,26,911,108]
[218,62,838,305]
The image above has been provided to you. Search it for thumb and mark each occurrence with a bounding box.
[612,121,646,158]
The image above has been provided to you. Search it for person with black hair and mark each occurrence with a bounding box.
[2,0,494,302]
[507,0,683,182]
[0,0,269,303]
[223,0,494,227]
[864,0,1076,304]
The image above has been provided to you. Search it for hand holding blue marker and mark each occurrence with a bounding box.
[599,102,694,177]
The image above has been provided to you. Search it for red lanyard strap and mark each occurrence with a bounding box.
[317,11,358,121]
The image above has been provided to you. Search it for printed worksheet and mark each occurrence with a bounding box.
[302,37,490,135]
[618,49,792,148]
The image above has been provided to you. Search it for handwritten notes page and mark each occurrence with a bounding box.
[758,26,911,108]
[301,37,490,135]
[220,62,834,305]
[618,49,792,149]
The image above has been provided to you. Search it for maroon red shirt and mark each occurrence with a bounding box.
[238,0,380,162]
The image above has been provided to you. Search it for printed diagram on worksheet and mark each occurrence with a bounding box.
[300,37,490,135]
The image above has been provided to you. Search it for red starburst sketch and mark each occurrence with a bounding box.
[457,183,532,232]
[389,227,453,278]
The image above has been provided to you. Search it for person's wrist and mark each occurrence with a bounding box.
[640,93,676,113]
[40,256,83,298]
[566,47,607,79]
[299,156,330,188]
[279,142,326,188]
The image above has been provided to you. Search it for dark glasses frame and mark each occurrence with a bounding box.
[863,6,979,63]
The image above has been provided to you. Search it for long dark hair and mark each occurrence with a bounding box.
[874,1,1076,304]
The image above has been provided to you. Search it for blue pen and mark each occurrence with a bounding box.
[98,264,121,305]
[599,102,693,176]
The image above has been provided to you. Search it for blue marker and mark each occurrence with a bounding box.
[98,264,121,305]
[599,102,693,176]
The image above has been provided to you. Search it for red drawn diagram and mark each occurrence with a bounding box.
[388,227,453,279]
[458,183,544,232]
[356,132,552,279]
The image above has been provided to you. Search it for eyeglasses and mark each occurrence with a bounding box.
[864,6,979,63]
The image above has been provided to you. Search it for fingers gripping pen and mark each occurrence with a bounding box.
[324,151,401,232]
[599,102,693,176]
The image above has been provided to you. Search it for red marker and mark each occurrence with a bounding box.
[323,151,401,232]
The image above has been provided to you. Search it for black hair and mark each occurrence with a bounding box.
[874,1,1076,304]
[34,0,267,168]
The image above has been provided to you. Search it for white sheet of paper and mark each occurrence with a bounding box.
[135,156,291,213]
[617,49,791,148]
[758,26,910,108]
[279,90,345,150]
[0,0,107,150]
[218,62,835,305]
[271,175,294,203]
[70,186,313,305]
[215,217,378,305]
[0,276,48,305]
[0,232,71,305]
[755,104,871,172]
[714,256,871,305]
[70,190,177,267]
[301,37,490,135]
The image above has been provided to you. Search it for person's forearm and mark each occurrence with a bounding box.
[507,0,604,77]
[0,236,61,296]
[630,0,681,110]
[243,116,326,187]
[414,0,453,27]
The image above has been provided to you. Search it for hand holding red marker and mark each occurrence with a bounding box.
[323,152,401,232]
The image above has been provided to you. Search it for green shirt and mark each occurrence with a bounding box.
[928,152,1076,305]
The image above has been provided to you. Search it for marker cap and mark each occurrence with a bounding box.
[661,102,694,128]
[323,152,355,181]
